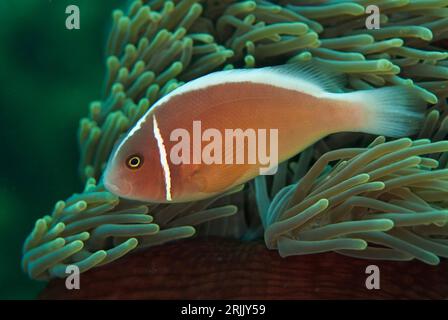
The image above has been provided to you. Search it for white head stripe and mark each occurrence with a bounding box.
[152,115,172,201]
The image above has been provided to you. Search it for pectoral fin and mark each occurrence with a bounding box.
[188,164,251,194]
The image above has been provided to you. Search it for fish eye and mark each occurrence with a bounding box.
[126,154,143,169]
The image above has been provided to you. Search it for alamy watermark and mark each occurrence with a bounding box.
[365,264,380,290]
[365,5,380,30]
[66,5,80,30]
[65,265,80,290]
[168,121,279,175]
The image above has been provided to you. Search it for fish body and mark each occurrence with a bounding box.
[103,62,424,203]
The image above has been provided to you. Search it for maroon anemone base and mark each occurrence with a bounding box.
[40,237,448,299]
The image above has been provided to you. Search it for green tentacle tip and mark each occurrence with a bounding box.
[120,237,138,249]
[97,238,139,266]
[347,239,368,251]
[315,198,329,210]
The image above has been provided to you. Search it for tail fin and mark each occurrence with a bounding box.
[345,86,426,138]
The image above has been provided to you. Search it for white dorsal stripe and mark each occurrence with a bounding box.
[152,115,172,201]
[151,68,325,111]
[114,116,147,156]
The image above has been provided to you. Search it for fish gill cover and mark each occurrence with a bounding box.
[21,0,448,280]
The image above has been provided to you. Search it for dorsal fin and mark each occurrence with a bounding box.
[265,60,346,93]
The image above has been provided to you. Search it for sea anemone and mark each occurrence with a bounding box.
[22,0,448,281]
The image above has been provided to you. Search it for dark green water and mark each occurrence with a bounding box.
[0,0,124,299]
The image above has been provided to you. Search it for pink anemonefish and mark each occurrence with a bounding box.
[103,61,425,203]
